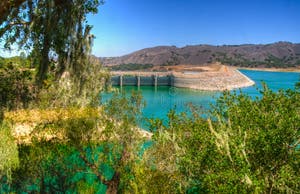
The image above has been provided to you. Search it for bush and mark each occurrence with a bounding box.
[0,63,35,111]
[144,86,300,193]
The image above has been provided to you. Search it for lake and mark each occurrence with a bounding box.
[101,70,300,128]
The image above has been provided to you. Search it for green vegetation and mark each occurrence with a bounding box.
[0,122,19,183]
[1,92,145,193]
[1,0,104,86]
[0,1,300,194]
[215,52,298,68]
[140,86,300,193]
[0,55,31,69]
[0,62,35,111]
[109,63,153,71]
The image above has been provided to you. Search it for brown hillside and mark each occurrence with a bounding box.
[100,42,300,68]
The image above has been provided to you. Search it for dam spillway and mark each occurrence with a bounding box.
[110,67,255,91]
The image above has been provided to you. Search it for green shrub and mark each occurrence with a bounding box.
[144,86,300,193]
[0,63,35,111]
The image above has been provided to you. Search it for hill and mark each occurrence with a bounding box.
[100,42,300,69]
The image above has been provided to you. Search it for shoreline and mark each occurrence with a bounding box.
[237,67,300,73]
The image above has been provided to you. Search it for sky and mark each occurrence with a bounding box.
[88,0,300,57]
[1,0,299,58]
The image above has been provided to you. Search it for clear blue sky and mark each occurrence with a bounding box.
[88,0,300,57]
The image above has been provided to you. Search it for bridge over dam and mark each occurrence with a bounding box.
[110,66,255,91]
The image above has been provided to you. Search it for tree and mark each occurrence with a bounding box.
[0,0,103,87]
[144,86,300,193]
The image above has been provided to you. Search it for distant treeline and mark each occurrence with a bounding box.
[213,52,300,68]
[108,63,153,71]
[0,56,30,68]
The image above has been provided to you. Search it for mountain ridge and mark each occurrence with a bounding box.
[100,42,300,68]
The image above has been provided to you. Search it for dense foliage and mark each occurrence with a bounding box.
[0,63,35,111]
[141,86,300,193]
[1,0,103,86]
[0,55,30,69]
[0,92,146,193]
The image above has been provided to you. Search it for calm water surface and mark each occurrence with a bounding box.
[101,70,300,127]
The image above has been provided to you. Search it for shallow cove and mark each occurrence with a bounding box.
[101,70,300,128]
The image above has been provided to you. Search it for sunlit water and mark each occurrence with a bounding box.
[101,70,300,128]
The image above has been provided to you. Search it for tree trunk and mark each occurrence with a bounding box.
[36,3,51,88]
[40,174,46,194]
[106,148,130,194]
[106,172,120,194]
[37,37,50,88]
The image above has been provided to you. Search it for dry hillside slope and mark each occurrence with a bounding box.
[100,42,300,68]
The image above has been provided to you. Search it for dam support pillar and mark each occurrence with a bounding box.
[154,74,158,87]
[137,75,140,88]
[169,75,174,86]
[155,74,158,92]
[120,75,123,87]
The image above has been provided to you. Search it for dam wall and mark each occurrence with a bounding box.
[110,69,255,91]
[111,74,172,87]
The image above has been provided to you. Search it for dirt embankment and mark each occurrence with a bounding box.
[171,64,255,91]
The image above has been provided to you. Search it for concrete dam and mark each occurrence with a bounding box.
[110,72,173,87]
[110,66,255,91]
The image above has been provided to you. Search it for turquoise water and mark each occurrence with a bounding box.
[101,86,218,127]
[101,70,300,127]
[238,69,300,95]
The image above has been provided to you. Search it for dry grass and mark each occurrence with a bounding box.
[4,107,152,144]
[150,62,224,72]
[4,107,101,124]
[4,107,102,144]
